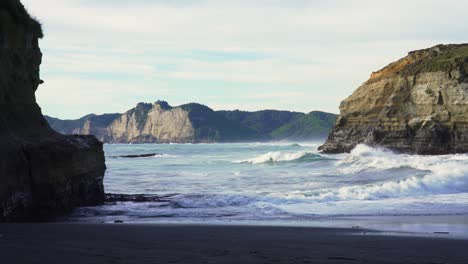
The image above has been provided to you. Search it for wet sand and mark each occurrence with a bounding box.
[0,223,467,264]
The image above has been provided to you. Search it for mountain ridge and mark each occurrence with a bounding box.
[45,101,337,143]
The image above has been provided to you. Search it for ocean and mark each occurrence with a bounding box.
[72,142,468,237]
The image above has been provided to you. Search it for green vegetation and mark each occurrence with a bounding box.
[425,88,434,96]
[182,105,336,142]
[181,103,257,142]
[0,0,43,38]
[219,110,299,137]
[271,111,337,139]
[155,100,172,110]
[402,44,468,77]
[128,103,152,130]
[44,114,120,134]
[46,101,337,142]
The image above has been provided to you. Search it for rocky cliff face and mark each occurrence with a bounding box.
[46,101,337,143]
[107,102,195,143]
[320,44,468,154]
[0,0,106,221]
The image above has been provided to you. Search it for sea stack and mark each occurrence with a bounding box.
[320,44,468,154]
[0,0,106,221]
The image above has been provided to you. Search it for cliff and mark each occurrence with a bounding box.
[45,101,337,143]
[320,44,468,154]
[0,0,106,221]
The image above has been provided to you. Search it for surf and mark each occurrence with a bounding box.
[236,151,329,164]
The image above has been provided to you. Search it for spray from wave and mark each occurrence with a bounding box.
[76,143,468,222]
[303,144,468,201]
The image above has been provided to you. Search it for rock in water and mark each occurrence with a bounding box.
[320,44,468,154]
[113,153,159,158]
[0,0,106,221]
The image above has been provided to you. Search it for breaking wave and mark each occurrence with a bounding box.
[75,143,468,222]
[236,151,328,164]
[313,144,468,201]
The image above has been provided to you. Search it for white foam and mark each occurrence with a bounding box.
[87,143,468,222]
[310,144,468,201]
[236,151,311,164]
[153,153,179,158]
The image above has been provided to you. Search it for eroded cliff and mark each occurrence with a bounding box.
[0,0,106,221]
[46,101,337,143]
[320,44,468,154]
[107,102,196,143]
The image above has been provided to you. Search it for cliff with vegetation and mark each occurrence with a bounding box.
[46,101,337,143]
[0,0,106,221]
[320,44,468,154]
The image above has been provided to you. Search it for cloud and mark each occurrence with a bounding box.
[22,0,468,118]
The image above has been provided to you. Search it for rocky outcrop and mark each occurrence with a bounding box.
[0,0,106,221]
[46,101,337,143]
[320,44,468,154]
[107,102,196,143]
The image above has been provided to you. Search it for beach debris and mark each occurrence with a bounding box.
[433,232,450,234]
[114,220,124,224]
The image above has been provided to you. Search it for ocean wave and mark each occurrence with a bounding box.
[337,144,468,174]
[153,153,179,158]
[236,151,327,164]
[246,142,321,148]
[72,192,468,221]
[171,194,255,208]
[88,143,468,222]
[306,168,468,202]
[304,144,468,201]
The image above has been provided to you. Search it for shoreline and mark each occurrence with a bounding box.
[1,223,467,263]
[68,208,468,240]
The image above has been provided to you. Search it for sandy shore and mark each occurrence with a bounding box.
[0,223,467,264]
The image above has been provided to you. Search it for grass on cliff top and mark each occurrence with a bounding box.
[402,44,468,76]
[0,0,43,38]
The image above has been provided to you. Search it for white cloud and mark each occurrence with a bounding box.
[21,0,468,118]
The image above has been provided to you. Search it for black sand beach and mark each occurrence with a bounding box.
[0,224,467,264]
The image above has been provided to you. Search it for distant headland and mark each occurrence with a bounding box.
[45,101,337,143]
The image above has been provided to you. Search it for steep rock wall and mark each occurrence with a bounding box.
[320,44,468,154]
[106,103,195,143]
[0,0,106,221]
[45,102,338,143]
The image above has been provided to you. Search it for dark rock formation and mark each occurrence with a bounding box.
[320,44,468,154]
[45,101,337,143]
[0,0,106,221]
[105,193,174,203]
[112,153,159,158]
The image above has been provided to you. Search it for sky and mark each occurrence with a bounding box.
[22,0,468,119]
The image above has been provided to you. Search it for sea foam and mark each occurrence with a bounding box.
[311,144,468,201]
[236,151,326,164]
